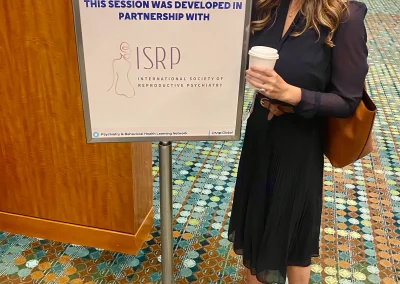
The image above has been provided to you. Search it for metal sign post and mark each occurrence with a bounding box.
[159,141,174,283]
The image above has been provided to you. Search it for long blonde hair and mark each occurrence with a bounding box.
[251,0,349,47]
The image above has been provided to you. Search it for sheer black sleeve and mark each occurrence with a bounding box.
[294,2,369,118]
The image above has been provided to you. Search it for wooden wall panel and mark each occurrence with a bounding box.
[0,0,152,235]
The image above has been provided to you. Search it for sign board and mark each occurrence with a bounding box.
[72,0,251,142]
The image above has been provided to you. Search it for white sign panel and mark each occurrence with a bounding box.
[72,0,251,142]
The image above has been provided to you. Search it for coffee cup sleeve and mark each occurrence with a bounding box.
[243,90,257,121]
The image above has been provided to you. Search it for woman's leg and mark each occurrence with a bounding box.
[246,269,262,284]
[287,266,311,284]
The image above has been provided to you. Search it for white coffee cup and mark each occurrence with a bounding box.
[247,46,279,89]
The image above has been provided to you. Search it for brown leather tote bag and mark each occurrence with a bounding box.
[324,88,377,168]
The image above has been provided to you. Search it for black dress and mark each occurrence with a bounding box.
[228,1,369,283]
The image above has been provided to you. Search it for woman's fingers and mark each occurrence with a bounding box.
[246,68,276,85]
[249,66,275,77]
[246,74,275,88]
[246,69,266,81]
[246,76,264,90]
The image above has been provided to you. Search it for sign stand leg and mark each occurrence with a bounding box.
[159,141,174,284]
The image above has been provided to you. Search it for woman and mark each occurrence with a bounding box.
[228,0,368,283]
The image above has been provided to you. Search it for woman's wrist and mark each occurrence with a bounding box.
[283,84,302,106]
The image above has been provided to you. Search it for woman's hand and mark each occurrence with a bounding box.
[246,66,302,106]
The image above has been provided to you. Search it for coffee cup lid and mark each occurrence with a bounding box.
[251,46,278,54]
[249,49,279,59]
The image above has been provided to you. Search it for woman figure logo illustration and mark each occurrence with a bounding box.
[108,42,135,98]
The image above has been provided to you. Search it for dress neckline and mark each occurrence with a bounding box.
[259,0,301,50]
[279,12,300,44]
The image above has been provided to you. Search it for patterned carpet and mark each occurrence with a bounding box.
[1,0,400,283]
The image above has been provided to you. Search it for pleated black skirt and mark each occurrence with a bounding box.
[228,95,325,284]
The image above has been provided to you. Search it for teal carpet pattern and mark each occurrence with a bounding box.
[1,0,399,283]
